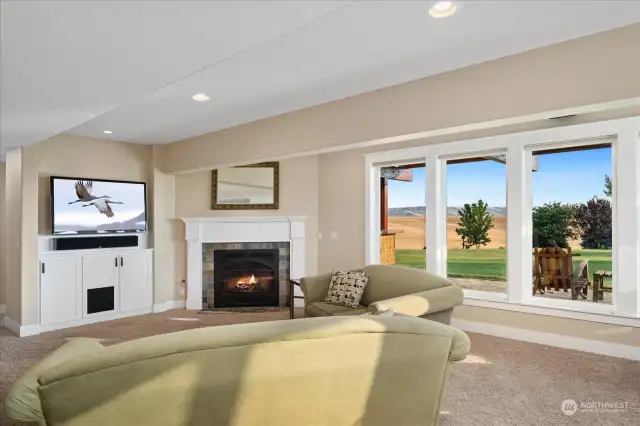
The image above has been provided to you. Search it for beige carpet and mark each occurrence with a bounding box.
[1,309,638,425]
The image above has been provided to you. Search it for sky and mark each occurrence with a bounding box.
[388,147,612,208]
[53,178,146,226]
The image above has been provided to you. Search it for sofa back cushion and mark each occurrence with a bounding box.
[360,264,453,306]
[34,317,469,426]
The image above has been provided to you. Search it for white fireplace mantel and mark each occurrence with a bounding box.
[181,216,306,310]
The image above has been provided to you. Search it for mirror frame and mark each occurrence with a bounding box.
[211,162,280,210]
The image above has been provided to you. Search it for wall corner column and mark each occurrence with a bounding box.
[615,125,640,317]
[4,148,24,326]
[150,146,179,306]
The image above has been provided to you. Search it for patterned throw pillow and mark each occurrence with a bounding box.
[324,270,369,308]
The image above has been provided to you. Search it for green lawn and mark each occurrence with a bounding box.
[396,248,613,283]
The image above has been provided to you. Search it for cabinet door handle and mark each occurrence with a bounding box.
[42,263,45,274]
[115,257,118,267]
[120,256,124,267]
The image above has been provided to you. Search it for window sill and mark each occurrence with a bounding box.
[462,296,640,328]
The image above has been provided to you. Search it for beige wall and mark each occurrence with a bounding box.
[4,139,319,325]
[4,149,23,321]
[316,109,640,347]
[455,305,640,347]
[317,106,640,273]
[317,150,365,272]
[159,24,640,174]
[0,163,6,308]
[174,156,320,283]
[150,146,180,304]
[30,136,152,235]
[16,134,152,326]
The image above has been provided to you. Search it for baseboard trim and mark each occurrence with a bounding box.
[4,308,154,337]
[0,304,6,315]
[1,316,20,336]
[451,319,640,361]
[153,300,187,313]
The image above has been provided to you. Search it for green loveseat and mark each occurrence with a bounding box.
[5,316,470,426]
[301,264,464,324]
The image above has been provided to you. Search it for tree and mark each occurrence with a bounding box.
[455,200,494,249]
[604,174,612,197]
[532,202,577,248]
[573,197,612,249]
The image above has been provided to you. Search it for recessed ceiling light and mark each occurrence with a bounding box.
[103,130,113,134]
[192,93,210,102]
[429,1,457,18]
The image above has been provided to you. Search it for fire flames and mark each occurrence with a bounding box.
[236,274,258,290]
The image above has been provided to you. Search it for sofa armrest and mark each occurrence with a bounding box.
[300,272,332,305]
[4,337,104,424]
[446,323,471,362]
[368,285,464,317]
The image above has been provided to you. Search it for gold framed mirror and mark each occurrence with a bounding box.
[211,162,279,210]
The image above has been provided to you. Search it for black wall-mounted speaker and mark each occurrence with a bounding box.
[54,235,139,251]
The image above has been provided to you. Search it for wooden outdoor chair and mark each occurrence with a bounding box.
[532,263,542,291]
[533,247,590,300]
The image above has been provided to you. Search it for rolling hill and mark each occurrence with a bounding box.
[389,206,507,217]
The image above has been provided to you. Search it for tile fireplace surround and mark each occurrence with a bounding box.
[202,241,290,309]
[182,217,306,310]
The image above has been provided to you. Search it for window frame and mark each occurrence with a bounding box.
[365,117,640,325]
[441,150,509,300]
[521,138,617,314]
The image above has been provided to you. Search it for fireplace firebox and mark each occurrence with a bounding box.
[213,249,280,308]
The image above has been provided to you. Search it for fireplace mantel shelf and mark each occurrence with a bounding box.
[182,216,306,310]
[181,216,307,224]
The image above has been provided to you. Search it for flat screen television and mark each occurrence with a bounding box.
[51,176,147,234]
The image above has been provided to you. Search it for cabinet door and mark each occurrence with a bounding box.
[82,253,120,289]
[119,250,152,312]
[40,256,82,326]
[82,253,120,316]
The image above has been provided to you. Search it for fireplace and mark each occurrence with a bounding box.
[183,217,305,311]
[213,249,280,308]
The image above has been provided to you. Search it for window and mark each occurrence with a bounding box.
[446,155,507,294]
[382,164,426,269]
[366,117,640,323]
[530,142,613,305]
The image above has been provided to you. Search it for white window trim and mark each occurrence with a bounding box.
[365,116,640,326]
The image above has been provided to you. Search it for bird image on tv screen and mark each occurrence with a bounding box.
[52,177,147,234]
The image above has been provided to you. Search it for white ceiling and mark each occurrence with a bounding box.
[2,1,640,157]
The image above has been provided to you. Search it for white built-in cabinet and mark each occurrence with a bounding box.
[39,248,153,330]
[118,250,153,312]
[39,256,82,326]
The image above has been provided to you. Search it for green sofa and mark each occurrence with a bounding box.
[301,264,464,324]
[5,316,470,426]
